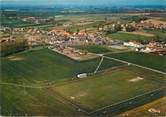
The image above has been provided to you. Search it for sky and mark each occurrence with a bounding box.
[1,0,166,6]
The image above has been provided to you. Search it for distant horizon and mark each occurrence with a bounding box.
[1,0,166,7]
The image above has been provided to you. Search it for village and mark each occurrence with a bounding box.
[1,2,166,117]
[1,17,166,57]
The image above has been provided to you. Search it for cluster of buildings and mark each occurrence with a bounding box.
[102,18,166,33]
[47,28,113,46]
[1,18,166,56]
[124,41,166,55]
[136,20,166,30]
[50,45,97,61]
[54,46,87,57]
[22,16,55,24]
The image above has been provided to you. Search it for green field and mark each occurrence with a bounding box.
[1,48,165,116]
[144,29,166,42]
[0,48,124,116]
[1,85,84,116]
[106,52,166,72]
[54,66,165,112]
[72,45,111,54]
[0,16,33,27]
[1,48,123,85]
[107,32,153,41]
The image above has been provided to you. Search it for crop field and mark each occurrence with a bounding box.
[107,32,153,41]
[53,66,165,114]
[106,52,166,72]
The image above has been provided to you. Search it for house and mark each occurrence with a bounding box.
[50,29,71,36]
[78,31,87,36]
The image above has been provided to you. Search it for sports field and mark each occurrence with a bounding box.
[54,66,165,112]
[106,52,166,72]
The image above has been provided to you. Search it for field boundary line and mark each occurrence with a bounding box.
[88,86,166,114]
[53,90,90,114]
[0,82,47,89]
[103,50,132,55]
[103,55,166,75]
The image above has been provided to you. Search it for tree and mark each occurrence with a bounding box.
[126,25,136,32]
[76,29,80,34]
[114,24,122,32]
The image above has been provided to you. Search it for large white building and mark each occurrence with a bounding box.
[124,41,144,48]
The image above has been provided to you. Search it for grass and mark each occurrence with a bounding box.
[107,32,153,41]
[144,29,166,41]
[54,66,165,112]
[0,48,125,116]
[72,45,111,54]
[116,96,166,117]
[0,85,84,116]
[1,49,165,116]
[106,52,166,72]
[0,16,33,27]
[1,48,123,85]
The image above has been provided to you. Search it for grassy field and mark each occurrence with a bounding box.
[54,66,165,112]
[0,48,126,116]
[1,48,124,85]
[116,97,166,117]
[0,85,84,116]
[107,32,153,41]
[0,16,33,27]
[106,52,166,72]
[144,29,166,41]
[1,49,165,116]
[72,45,111,54]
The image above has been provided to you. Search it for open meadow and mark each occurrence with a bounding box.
[107,32,154,41]
[106,52,166,72]
[1,48,124,85]
[72,45,111,54]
